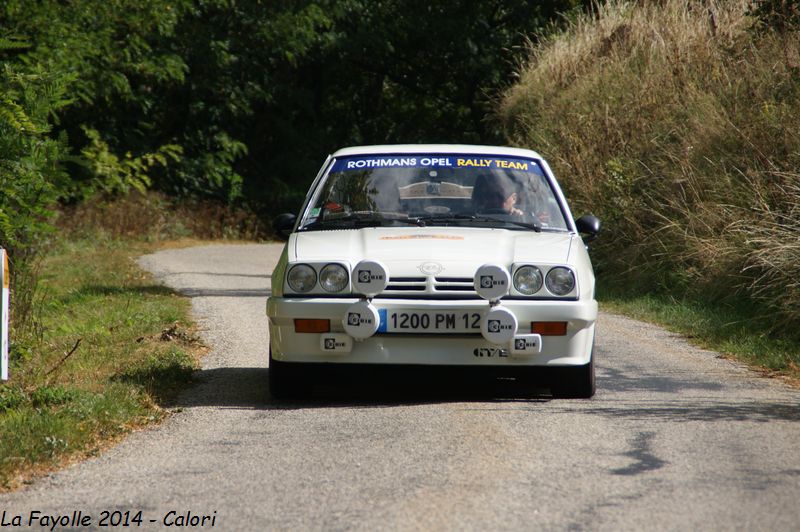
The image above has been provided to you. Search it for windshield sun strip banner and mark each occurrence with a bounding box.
[329,154,544,174]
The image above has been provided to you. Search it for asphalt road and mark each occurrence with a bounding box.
[2,243,799,531]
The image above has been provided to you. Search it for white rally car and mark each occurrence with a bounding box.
[267,145,600,398]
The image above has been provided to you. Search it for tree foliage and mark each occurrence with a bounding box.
[0,62,71,253]
[202,0,586,211]
[1,0,193,199]
[2,0,586,214]
[749,0,800,32]
[0,59,74,328]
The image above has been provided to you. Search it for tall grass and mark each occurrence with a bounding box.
[500,0,800,335]
[58,191,268,242]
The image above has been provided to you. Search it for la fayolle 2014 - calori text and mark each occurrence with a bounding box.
[0,509,218,528]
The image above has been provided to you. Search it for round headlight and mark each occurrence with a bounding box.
[287,264,317,293]
[545,267,575,296]
[513,266,543,295]
[319,263,348,292]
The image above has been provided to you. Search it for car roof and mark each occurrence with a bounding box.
[330,144,544,160]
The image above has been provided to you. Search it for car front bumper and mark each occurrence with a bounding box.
[267,297,596,367]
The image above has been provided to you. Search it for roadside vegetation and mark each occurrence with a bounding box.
[0,236,196,490]
[0,196,265,490]
[600,289,800,382]
[500,0,800,379]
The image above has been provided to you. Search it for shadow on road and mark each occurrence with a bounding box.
[157,271,271,298]
[173,366,554,410]
[179,288,271,298]
[167,271,271,279]
[547,400,800,423]
[172,365,800,423]
[599,365,726,393]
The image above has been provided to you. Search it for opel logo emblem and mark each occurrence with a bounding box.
[418,262,444,275]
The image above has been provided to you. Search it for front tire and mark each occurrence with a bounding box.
[550,349,596,399]
[268,349,308,399]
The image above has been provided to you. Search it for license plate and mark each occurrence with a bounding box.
[378,309,482,333]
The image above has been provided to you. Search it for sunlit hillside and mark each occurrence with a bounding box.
[500,0,800,333]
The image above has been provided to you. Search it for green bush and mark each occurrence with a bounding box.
[0,60,73,332]
[750,0,800,32]
[0,385,27,412]
[30,385,79,408]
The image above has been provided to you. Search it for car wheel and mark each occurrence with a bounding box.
[268,349,307,400]
[550,348,596,399]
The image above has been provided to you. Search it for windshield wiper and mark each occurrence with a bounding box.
[413,214,541,232]
[300,212,424,231]
[301,212,542,232]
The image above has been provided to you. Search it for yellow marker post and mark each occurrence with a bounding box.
[1,248,8,380]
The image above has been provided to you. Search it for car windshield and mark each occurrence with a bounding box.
[299,154,569,232]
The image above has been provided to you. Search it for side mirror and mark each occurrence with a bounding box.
[575,214,601,243]
[273,213,297,241]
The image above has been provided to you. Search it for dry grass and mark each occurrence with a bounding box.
[57,191,269,242]
[500,0,800,334]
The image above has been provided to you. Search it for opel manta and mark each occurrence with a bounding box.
[267,145,600,398]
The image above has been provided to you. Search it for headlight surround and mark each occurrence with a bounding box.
[319,263,349,293]
[545,267,575,296]
[287,264,317,293]
[513,265,543,295]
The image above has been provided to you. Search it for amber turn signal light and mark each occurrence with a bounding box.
[294,319,330,333]
[531,321,568,336]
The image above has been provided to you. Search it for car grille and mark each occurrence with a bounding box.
[384,276,426,292]
[379,276,479,299]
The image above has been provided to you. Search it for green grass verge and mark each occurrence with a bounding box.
[0,239,202,489]
[599,288,800,382]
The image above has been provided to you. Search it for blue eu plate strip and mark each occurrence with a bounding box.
[378,309,388,333]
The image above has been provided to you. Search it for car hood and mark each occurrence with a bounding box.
[291,227,575,277]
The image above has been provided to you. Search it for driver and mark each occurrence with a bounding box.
[472,174,523,216]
